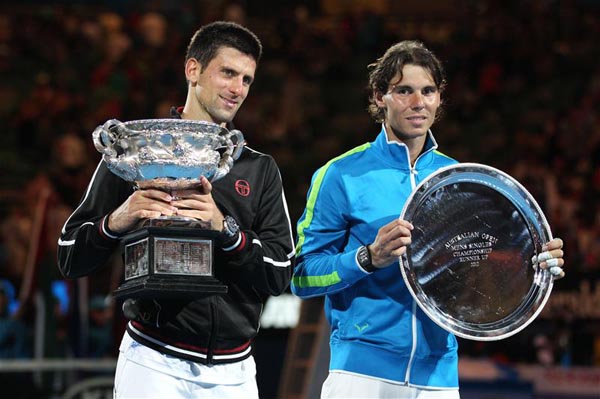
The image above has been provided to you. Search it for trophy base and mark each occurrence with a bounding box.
[114,224,228,299]
[113,275,227,299]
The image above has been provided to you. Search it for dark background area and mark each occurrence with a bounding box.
[0,1,599,398]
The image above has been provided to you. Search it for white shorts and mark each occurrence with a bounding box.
[321,371,460,399]
[113,332,258,399]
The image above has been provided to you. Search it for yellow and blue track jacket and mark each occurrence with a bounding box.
[292,128,460,388]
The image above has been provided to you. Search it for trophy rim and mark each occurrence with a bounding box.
[114,118,230,135]
[399,162,554,341]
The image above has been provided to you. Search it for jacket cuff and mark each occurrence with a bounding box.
[99,215,123,240]
[337,248,371,282]
[222,231,246,253]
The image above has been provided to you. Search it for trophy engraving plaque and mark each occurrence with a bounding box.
[93,119,245,299]
[400,163,554,341]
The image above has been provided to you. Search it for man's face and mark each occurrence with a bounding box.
[190,47,256,124]
[375,64,441,143]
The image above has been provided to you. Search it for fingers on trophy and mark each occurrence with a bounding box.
[532,245,565,280]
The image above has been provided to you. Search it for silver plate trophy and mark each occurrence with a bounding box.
[93,118,245,299]
[400,163,554,341]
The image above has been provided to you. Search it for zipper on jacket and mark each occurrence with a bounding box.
[405,157,423,383]
[207,297,218,364]
[404,300,419,383]
[409,166,418,188]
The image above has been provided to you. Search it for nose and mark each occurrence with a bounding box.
[230,77,245,97]
[410,92,425,109]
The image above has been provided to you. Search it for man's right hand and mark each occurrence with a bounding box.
[107,189,178,234]
[369,218,414,269]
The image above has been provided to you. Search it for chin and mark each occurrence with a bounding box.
[212,115,234,125]
[221,110,238,121]
[391,130,428,142]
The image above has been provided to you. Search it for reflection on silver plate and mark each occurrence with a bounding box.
[400,163,554,341]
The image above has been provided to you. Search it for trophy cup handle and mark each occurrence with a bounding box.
[229,129,245,161]
[212,129,246,181]
[92,119,127,157]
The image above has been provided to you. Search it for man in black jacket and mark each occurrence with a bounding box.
[57,21,295,398]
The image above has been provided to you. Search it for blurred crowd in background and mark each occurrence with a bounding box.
[0,0,599,396]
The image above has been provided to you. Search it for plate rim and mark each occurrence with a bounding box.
[399,162,554,341]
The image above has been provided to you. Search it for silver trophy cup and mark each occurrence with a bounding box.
[93,118,245,298]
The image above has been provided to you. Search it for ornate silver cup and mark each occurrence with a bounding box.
[400,163,554,341]
[93,118,245,189]
[92,119,245,299]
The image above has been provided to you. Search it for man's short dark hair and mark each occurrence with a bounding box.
[186,21,262,70]
[367,40,446,123]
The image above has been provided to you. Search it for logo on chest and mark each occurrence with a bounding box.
[235,179,251,197]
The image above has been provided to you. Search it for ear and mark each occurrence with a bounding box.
[373,90,386,108]
[185,58,201,85]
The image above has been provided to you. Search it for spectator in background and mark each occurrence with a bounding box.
[0,280,40,399]
[0,280,28,358]
[87,295,114,358]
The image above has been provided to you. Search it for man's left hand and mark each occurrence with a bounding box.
[170,176,224,230]
[532,237,565,279]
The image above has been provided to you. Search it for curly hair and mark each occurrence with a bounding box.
[367,40,446,123]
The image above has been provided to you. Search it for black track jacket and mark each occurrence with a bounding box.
[57,112,295,365]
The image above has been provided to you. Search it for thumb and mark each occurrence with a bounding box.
[200,175,213,194]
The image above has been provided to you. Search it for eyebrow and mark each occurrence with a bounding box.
[221,66,254,84]
[390,84,437,91]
